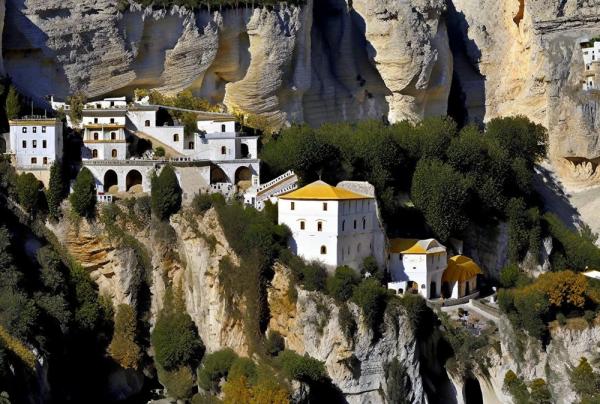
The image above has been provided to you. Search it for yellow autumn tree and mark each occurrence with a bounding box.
[222,376,253,404]
[250,377,290,404]
[535,271,588,308]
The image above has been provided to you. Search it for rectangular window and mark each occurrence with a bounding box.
[110,118,115,124]
[42,126,46,133]
[33,127,37,133]
[22,127,27,133]
[31,157,37,164]
[22,140,26,148]
[323,202,327,211]
[42,140,47,148]
[317,222,323,232]
[291,202,295,211]
[32,140,37,148]
[300,221,305,230]
[94,118,99,123]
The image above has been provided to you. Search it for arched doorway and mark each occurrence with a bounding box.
[442,282,451,299]
[210,166,228,184]
[104,170,118,194]
[235,166,252,190]
[126,170,143,193]
[429,281,437,299]
[240,143,249,158]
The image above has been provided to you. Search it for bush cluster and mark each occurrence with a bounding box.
[262,116,547,240]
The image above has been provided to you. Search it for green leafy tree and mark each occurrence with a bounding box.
[5,86,20,120]
[15,173,41,213]
[351,278,389,332]
[47,160,67,220]
[276,350,327,383]
[265,330,285,357]
[503,370,530,404]
[151,288,203,371]
[70,167,96,218]
[411,159,471,240]
[151,165,182,220]
[108,304,142,370]
[570,358,600,401]
[68,92,86,126]
[157,365,194,400]
[326,266,359,302]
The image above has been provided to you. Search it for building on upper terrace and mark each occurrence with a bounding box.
[387,238,447,299]
[64,97,260,199]
[442,255,482,299]
[277,180,386,272]
[5,116,63,186]
[580,39,600,90]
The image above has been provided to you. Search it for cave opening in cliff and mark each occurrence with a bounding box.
[464,377,483,404]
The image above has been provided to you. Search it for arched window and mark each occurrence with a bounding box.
[111,149,117,158]
[353,220,357,230]
[93,132,99,140]
[300,221,305,230]
[317,222,323,232]
[145,120,150,127]
[362,217,366,230]
[111,132,116,140]
[92,149,98,158]
[320,245,327,255]
[221,146,227,155]
[221,124,226,133]
[173,133,179,142]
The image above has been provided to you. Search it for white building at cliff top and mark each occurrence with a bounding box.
[388,238,447,299]
[6,116,63,186]
[278,180,385,272]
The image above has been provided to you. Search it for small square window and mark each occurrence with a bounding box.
[300,221,305,230]
[22,140,26,148]
[31,157,37,164]
[42,140,47,148]
[42,126,46,133]
[291,202,295,211]
[317,222,323,232]
[32,140,37,148]
[323,202,327,211]
[33,127,37,133]
[22,127,27,133]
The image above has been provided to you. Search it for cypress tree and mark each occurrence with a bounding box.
[5,86,21,120]
[151,165,182,220]
[47,160,67,220]
[69,167,96,218]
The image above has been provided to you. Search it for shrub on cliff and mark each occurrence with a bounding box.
[351,278,389,332]
[503,370,530,404]
[151,165,182,220]
[15,172,41,214]
[326,266,359,302]
[276,350,326,383]
[108,304,142,370]
[5,86,20,120]
[151,288,203,371]
[69,167,96,218]
[157,365,194,400]
[544,213,600,272]
[197,348,238,392]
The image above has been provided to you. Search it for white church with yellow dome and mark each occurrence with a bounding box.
[278,180,386,271]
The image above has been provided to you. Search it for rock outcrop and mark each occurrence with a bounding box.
[3,0,450,129]
[448,0,600,186]
[268,264,425,404]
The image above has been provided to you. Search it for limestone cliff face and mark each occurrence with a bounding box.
[453,317,600,404]
[268,264,426,404]
[448,0,600,187]
[3,0,449,129]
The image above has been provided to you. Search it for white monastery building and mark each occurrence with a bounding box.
[6,116,63,186]
[387,238,447,299]
[278,180,385,271]
[580,39,600,90]
[67,97,259,199]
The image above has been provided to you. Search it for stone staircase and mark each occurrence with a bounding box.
[133,130,184,158]
[255,170,299,210]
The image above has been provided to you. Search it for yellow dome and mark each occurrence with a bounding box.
[442,255,482,283]
[279,180,371,201]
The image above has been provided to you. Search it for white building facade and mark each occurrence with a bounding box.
[580,40,600,90]
[81,101,128,161]
[278,181,384,272]
[388,239,447,299]
[7,117,63,185]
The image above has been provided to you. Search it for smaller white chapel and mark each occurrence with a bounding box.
[278,180,385,271]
